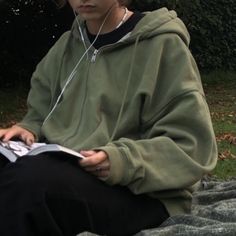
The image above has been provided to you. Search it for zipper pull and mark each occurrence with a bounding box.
[91,49,98,62]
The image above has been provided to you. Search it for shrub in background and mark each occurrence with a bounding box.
[130,0,236,72]
[0,0,235,88]
[0,0,72,88]
[178,0,235,72]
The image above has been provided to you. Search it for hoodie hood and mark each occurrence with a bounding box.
[71,8,190,47]
[70,8,191,142]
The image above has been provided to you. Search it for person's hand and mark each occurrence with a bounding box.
[0,125,35,145]
[79,150,110,178]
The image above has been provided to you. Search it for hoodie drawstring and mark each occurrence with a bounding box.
[109,35,141,142]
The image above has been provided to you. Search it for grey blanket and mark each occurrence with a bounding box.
[137,178,236,236]
[79,179,236,236]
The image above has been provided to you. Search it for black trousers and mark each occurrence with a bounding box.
[0,153,169,236]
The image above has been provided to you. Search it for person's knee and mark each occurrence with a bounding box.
[1,156,52,193]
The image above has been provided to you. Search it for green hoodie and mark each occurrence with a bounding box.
[18,8,217,216]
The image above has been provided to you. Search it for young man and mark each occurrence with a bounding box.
[0,0,217,235]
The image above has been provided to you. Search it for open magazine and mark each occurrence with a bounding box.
[0,140,84,163]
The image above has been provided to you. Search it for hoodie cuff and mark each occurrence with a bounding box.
[96,143,126,185]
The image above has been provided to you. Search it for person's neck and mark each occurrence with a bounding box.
[86,7,132,35]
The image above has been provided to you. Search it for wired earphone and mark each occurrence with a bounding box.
[43,3,119,125]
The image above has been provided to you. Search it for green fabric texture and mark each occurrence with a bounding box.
[18,8,217,216]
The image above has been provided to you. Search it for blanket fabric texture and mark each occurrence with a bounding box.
[78,178,236,236]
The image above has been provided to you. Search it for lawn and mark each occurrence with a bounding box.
[202,71,236,180]
[0,71,236,180]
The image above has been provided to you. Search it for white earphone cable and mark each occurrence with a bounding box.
[43,5,117,125]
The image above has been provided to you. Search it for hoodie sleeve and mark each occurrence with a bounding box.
[98,34,218,194]
[17,32,70,140]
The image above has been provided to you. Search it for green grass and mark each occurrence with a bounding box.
[0,70,236,180]
[203,70,236,180]
[213,159,236,179]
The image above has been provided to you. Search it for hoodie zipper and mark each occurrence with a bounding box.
[89,32,133,63]
[91,49,99,62]
[90,41,126,63]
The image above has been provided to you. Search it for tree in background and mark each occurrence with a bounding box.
[130,0,236,71]
[0,0,235,88]
[0,0,72,88]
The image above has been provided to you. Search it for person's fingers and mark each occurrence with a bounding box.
[23,134,35,146]
[79,151,110,178]
[0,129,6,137]
[84,160,110,172]
[83,158,110,178]
[20,130,34,144]
[86,166,110,178]
[0,125,23,141]
[80,150,96,157]
[1,129,19,142]
[0,129,9,140]
[0,126,35,145]
[93,169,110,178]
[79,151,107,167]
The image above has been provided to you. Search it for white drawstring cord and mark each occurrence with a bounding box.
[43,4,117,125]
